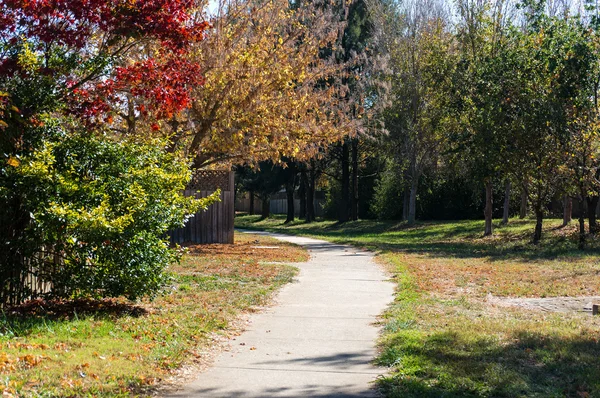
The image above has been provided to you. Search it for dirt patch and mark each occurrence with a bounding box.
[487,294,600,313]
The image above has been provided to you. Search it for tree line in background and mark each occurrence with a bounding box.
[239,0,600,249]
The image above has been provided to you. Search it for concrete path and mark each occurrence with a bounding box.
[167,231,395,398]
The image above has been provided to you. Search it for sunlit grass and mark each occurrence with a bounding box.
[0,233,303,397]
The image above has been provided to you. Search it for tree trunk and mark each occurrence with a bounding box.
[351,138,359,221]
[283,163,297,224]
[407,178,418,226]
[520,182,528,219]
[249,191,255,215]
[562,195,572,227]
[306,164,316,222]
[502,179,511,225]
[261,196,270,219]
[587,196,599,234]
[339,141,350,223]
[284,182,295,224]
[533,207,543,245]
[299,171,307,220]
[484,180,493,236]
[578,195,586,249]
[402,187,409,221]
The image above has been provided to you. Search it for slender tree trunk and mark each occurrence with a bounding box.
[284,183,295,224]
[484,180,493,236]
[587,196,599,234]
[249,191,255,215]
[284,163,296,224]
[502,179,511,225]
[578,195,586,249]
[402,187,409,221]
[261,196,270,219]
[351,139,359,221]
[306,164,316,222]
[520,182,528,219]
[299,171,307,220]
[339,141,350,223]
[562,195,572,227]
[407,178,419,226]
[533,207,543,245]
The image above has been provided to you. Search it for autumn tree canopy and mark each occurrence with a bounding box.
[159,0,365,168]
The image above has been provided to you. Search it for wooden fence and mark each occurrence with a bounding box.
[169,170,235,244]
[0,250,58,307]
[236,191,325,217]
[269,198,325,217]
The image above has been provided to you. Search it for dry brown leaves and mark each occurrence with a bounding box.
[4,298,148,319]
[181,233,308,263]
[404,252,600,299]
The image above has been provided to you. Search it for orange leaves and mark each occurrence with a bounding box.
[92,352,107,360]
[20,354,47,369]
[76,362,90,370]
[4,342,50,350]
[6,157,19,167]
[0,380,18,397]
[53,342,70,352]
[1,342,52,373]
[0,352,48,373]
[136,375,159,385]
[73,56,204,126]
[0,353,15,373]
[59,376,83,390]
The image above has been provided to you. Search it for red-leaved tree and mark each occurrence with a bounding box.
[0,0,212,304]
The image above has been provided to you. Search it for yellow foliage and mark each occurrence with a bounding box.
[167,0,360,167]
[17,40,40,71]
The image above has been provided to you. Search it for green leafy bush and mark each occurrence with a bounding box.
[1,130,216,301]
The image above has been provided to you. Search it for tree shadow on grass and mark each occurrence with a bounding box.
[377,329,600,398]
[1,298,147,336]
[285,221,600,262]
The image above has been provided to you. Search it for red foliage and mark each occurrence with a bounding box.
[1,0,206,49]
[1,0,208,125]
[111,58,204,118]
[67,57,203,122]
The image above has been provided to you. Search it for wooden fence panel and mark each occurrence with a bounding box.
[169,171,234,245]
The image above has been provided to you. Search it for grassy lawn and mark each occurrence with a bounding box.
[236,215,600,398]
[0,233,306,397]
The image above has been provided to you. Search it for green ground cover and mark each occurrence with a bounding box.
[0,233,306,397]
[236,215,600,398]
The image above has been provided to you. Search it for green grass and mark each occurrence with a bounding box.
[0,233,305,397]
[236,215,600,398]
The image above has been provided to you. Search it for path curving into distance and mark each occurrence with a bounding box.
[167,231,395,398]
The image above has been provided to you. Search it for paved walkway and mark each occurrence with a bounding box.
[167,231,395,398]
